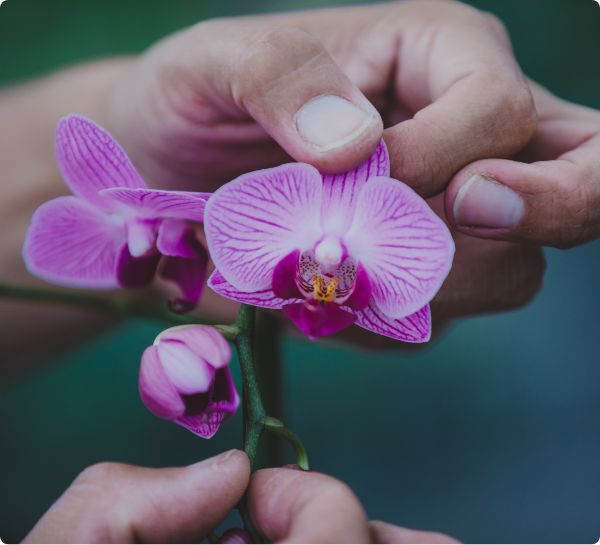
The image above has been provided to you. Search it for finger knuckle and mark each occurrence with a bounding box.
[388,126,446,196]
[492,82,537,149]
[545,175,592,248]
[235,26,324,101]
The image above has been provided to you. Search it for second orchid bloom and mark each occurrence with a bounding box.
[23,115,210,311]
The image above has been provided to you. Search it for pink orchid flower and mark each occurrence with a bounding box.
[23,115,210,311]
[205,142,454,342]
[139,325,239,438]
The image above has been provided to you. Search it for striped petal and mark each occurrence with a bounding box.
[208,270,295,309]
[101,188,209,222]
[139,346,186,420]
[55,115,146,208]
[204,164,323,292]
[23,196,124,288]
[320,140,389,236]
[345,177,454,318]
[353,303,431,343]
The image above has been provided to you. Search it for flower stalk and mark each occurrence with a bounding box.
[262,417,310,470]
[234,304,266,466]
[0,282,237,341]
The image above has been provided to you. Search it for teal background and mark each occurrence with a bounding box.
[1,0,600,543]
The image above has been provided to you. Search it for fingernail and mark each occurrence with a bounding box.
[296,95,374,151]
[453,174,524,228]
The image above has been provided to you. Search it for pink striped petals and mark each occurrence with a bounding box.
[353,303,432,343]
[345,177,454,318]
[202,139,454,342]
[320,140,389,236]
[55,115,146,208]
[100,188,209,222]
[204,164,323,292]
[23,196,125,289]
[24,114,208,309]
[208,270,294,309]
[139,326,239,438]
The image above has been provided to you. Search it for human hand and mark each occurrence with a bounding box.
[102,0,546,326]
[445,82,600,248]
[23,450,458,544]
[105,0,536,194]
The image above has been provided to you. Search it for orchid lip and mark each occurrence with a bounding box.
[295,249,359,305]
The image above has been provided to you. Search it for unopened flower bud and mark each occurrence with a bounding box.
[139,325,239,438]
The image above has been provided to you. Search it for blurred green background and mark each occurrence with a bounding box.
[1,0,599,543]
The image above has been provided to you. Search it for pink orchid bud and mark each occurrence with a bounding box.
[218,529,252,544]
[139,325,239,438]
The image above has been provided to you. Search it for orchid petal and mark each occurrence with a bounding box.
[272,250,303,300]
[23,196,124,288]
[283,301,356,339]
[352,303,431,343]
[55,115,146,207]
[320,140,389,236]
[117,246,160,288]
[210,368,240,414]
[159,325,231,370]
[139,346,185,419]
[345,177,454,318]
[204,164,323,292]
[100,188,209,222]
[156,342,215,394]
[158,248,209,313]
[208,270,294,309]
[127,219,157,258]
[157,220,198,259]
[176,369,239,439]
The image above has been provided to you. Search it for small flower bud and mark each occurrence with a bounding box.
[139,325,239,438]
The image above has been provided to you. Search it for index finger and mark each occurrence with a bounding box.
[247,467,370,543]
[385,3,537,196]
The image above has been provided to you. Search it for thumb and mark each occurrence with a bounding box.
[445,150,600,248]
[173,23,383,173]
[248,467,370,543]
[24,450,250,544]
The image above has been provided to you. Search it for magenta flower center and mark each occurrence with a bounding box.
[296,237,357,304]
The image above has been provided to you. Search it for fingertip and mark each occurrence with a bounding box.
[296,96,384,173]
[369,520,460,544]
[187,449,251,491]
[445,159,533,235]
[248,467,370,543]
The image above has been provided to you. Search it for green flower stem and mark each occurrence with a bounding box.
[233,304,266,543]
[0,282,237,341]
[262,417,310,471]
[234,304,266,466]
[255,311,284,467]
